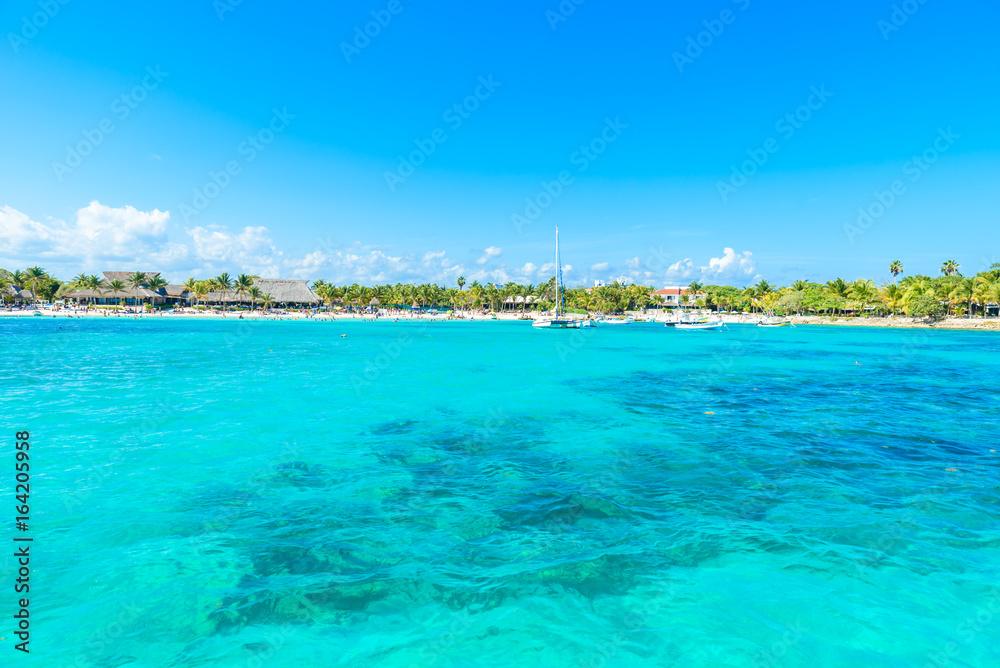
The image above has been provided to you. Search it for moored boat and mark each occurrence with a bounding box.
[532,227,582,330]
[757,314,793,327]
[676,319,724,331]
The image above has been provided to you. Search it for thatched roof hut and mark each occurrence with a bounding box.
[4,286,34,301]
[65,271,179,304]
[68,286,161,301]
[369,297,381,306]
[205,279,319,305]
[102,271,161,283]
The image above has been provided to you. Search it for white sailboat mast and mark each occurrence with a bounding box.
[555,226,562,316]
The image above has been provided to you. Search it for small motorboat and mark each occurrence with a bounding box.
[676,320,724,331]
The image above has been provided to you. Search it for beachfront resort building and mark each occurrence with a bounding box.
[65,272,320,308]
[652,286,707,307]
[203,279,320,306]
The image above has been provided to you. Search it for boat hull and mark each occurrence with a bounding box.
[676,321,724,331]
[532,319,580,329]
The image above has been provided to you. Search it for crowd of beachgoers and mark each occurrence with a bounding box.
[4,303,999,331]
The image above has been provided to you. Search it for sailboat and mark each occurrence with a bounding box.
[757,307,793,327]
[532,227,580,329]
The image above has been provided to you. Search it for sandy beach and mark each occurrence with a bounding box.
[5,306,999,331]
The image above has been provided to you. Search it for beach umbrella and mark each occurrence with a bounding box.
[370,297,381,306]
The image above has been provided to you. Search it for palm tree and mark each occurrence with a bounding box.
[192,281,211,307]
[181,278,198,308]
[234,273,254,307]
[825,278,850,315]
[790,280,809,291]
[105,279,127,308]
[903,277,936,313]
[214,273,233,310]
[24,266,48,304]
[247,286,262,311]
[261,292,275,311]
[940,260,961,277]
[880,284,905,316]
[985,280,1000,319]
[889,260,904,283]
[84,274,106,307]
[849,279,877,317]
[950,278,977,318]
[126,271,148,309]
[753,279,774,296]
[457,276,466,292]
[145,276,167,309]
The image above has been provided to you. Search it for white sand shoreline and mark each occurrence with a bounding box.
[4,308,1000,331]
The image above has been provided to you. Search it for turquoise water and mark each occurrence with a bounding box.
[3,317,999,667]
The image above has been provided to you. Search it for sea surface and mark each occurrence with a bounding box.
[2,317,999,667]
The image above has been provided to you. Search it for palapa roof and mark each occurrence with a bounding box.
[64,271,318,304]
[102,271,161,283]
[4,286,34,300]
[205,278,319,304]
[164,285,189,297]
[67,286,161,299]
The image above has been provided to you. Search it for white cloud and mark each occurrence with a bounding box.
[476,246,503,265]
[0,202,758,288]
[703,248,755,281]
[666,258,695,279]
[422,250,447,263]
[0,205,59,256]
[662,248,755,284]
[0,202,469,285]
[1,201,186,270]
[185,224,282,277]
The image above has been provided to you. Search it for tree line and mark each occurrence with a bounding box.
[3,259,998,318]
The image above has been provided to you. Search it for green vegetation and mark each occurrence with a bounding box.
[3,260,999,319]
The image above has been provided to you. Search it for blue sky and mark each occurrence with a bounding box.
[1,0,997,287]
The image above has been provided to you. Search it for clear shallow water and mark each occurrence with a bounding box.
[2,317,999,667]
